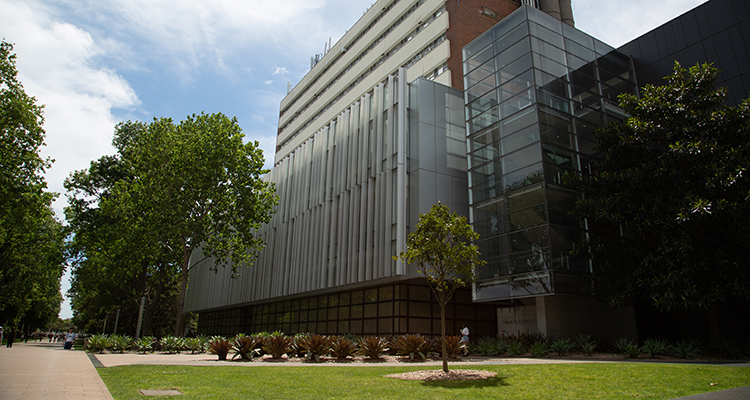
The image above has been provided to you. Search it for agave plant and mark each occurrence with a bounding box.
[550,338,575,356]
[135,337,155,354]
[530,340,551,358]
[109,334,133,353]
[160,336,186,354]
[232,334,261,360]
[390,334,429,361]
[576,334,598,356]
[208,336,232,361]
[506,340,527,356]
[473,336,500,356]
[262,334,294,359]
[184,337,206,354]
[641,338,671,358]
[358,336,388,360]
[298,334,332,362]
[330,336,358,360]
[672,338,702,360]
[87,334,110,353]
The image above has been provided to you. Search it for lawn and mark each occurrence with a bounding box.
[97,362,750,399]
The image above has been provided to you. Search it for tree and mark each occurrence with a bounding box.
[0,40,65,329]
[394,203,485,372]
[571,63,750,342]
[66,113,278,336]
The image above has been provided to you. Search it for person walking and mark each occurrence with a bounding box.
[460,325,470,356]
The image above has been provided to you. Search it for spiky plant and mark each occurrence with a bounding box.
[232,334,261,360]
[329,336,358,360]
[135,337,155,354]
[86,334,110,354]
[262,334,294,359]
[208,336,232,361]
[530,340,551,358]
[550,338,575,356]
[443,335,464,359]
[298,334,331,363]
[390,334,429,361]
[358,336,388,360]
[641,338,671,358]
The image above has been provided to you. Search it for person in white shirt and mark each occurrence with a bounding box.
[460,325,470,356]
[64,329,77,350]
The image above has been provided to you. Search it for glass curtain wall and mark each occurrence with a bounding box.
[463,6,636,301]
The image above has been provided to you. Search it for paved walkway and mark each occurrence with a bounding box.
[0,340,747,399]
[0,341,113,400]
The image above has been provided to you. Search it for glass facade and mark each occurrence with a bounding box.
[463,6,637,301]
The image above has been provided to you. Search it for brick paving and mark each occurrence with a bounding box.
[0,341,113,400]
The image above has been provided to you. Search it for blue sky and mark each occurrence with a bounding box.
[0,0,707,320]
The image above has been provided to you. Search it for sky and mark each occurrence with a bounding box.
[0,0,708,320]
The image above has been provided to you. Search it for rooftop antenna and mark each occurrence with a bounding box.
[287,81,292,94]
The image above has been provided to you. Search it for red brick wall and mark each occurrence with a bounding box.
[445,0,521,91]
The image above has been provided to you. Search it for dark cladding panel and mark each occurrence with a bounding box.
[705,0,739,35]
[679,12,702,47]
[694,6,712,40]
[712,31,741,79]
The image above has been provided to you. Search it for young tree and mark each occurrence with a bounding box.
[394,203,485,372]
[0,40,65,328]
[571,63,750,342]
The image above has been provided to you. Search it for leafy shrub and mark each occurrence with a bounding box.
[714,338,743,360]
[641,338,671,358]
[135,337,155,354]
[390,334,429,361]
[109,334,133,353]
[672,338,702,359]
[184,337,206,354]
[329,336,358,360]
[298,334,331,362]
[262,334,294,359]
[87,334,110,353]
[530,340,550,358]
[576,334,598,356]
[550,338,575,356]
[506,340,526,356]
[232,334,261,360]
[358,336,388,360]
[208,336,232,360]
[160,336,186,354]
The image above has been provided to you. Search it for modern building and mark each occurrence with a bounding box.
[186,0,749,341]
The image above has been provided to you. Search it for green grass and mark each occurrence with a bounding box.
[98,362,750,400]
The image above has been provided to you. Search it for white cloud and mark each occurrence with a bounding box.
[264,80,274,85]
[0,0,140,217]
[273,66,289,75]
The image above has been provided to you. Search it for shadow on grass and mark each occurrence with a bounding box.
[420,376,509,389]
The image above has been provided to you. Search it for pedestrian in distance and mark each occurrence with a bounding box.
[63,329,77,350]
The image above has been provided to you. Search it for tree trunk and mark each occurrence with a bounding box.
[440,291,448,373]
[174,248,191,336]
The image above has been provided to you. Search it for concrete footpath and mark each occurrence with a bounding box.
[0,341,114,400]
[0,340,748,399]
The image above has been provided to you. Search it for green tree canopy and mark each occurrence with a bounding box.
[395,203,484,372]
[571,63,750,340]
[0,40,65,329]
[66,113,278,336]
